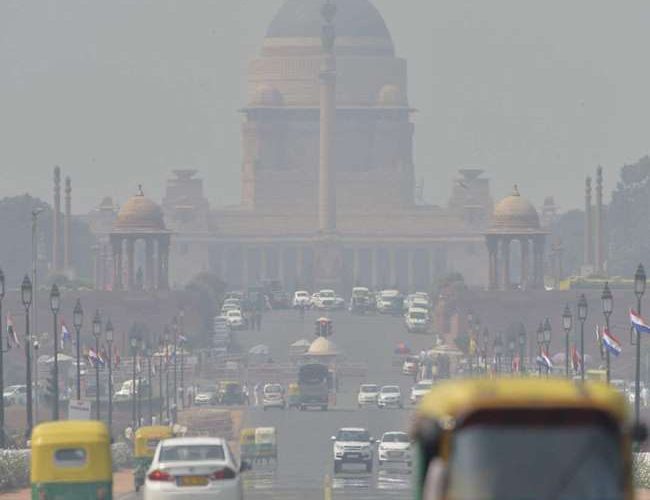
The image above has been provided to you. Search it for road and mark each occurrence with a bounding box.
[119,307,435,500]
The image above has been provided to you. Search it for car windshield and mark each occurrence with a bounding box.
[296,292,308,297]
[415,382,432,390]
[446,416,622,500]
[410,311,427,319]
[382,433,409,443]
[159,444,225,462]
[360,385,378,393]
[320,291,335,297]
[382,386,399,393]
[265,385,282,393]
[338,430,369,442]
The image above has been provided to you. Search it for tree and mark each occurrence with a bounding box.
[184,272,227,342]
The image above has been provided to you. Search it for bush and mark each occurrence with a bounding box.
[634,453,650,488]
[111,442,132,471]
[0,449,30,491]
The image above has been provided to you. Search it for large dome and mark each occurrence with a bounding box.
[267,0,392,41]
[489,186,541,233]
[113,189,166,232]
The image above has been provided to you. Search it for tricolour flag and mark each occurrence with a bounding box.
[601,328,622,356]
[6,314,19,348]
[630,309,650,335]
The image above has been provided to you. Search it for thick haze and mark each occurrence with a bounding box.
[1,0,649,213]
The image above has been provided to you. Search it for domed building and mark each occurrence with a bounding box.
[110,187,171,291]
[485,186,547,290]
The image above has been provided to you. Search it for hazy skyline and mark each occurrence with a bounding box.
[2,0,649,213]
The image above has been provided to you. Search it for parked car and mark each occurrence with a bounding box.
[225,310,244,330]
[357,384,380,407]
[293,290,311,308]
[331,428,374,473]
[377,385,403,409]
[144,437,244,500]
[377,431,412,467]
[315,290,336,309]
[349,287,372,314]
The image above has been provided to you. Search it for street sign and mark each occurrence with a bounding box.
[68,399,91,420]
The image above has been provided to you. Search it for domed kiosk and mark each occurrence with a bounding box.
[110,186,171,291]
[485,186,547,290]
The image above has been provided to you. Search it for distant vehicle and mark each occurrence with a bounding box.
[377,385,403,409]
[221,303,239,315]
[357,384,380,407]
[224,291,244,302]
[377,431,412,467]
[3,384,26,406]
[402,356,419,376]
[309,293,321,308]
[225,310,244,330]
[410,379,433,405]
[260,279,290,309]
[262,384,286,410]
[349,287,371,314]
[377,290,403,314]
[315,290,336,309]
[332,427,374,473]
[144,436,243,500]
[218,381,246,406]
[293,290,311,308]
[194,389,218,406]
[405,307,430,333]
[223,297,241,308]
[297,363,329,411]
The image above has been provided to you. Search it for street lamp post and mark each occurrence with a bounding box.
[179,310,185,409]
[0,269,6,448]
[172,317,178,422]
[601,282,613,384]
[92,311,102,420]
[73,300,83,400]
[21,276,33,438]
[562,304,573,379]
[543,318,552,376]
[578,294,588,382]
[130,336,138,430]
[157,336,164,423]
[507,339,515,373]
[482,328,490,373]
[164,327,170,423]
[536,322,544,376]
[49,284,61,420]
[105,319,114,436]
[634,264,646,427]
[494,333,503,374]
[146,344,153,424]
[137,342,143,427]
[518,324,526,374]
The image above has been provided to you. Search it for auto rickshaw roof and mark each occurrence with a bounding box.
[135,425,173,439]
[417,378,628,425]
[31,420,110,446]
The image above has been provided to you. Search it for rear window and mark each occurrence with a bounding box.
[160,445,225,462]
[264,385,282,394]
[382,433,409,443]
[382,386,400,393]
[360,385,378,393]
[54,448,87,467]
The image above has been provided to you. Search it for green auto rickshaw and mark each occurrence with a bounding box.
[31,420,112,500]
[133,425,173,491]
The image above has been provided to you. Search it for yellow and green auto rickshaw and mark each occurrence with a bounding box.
[287,383,300,409]
[239,428,257,466]
[31,420,112,500]
[412,378,645,500]
[133,425,172,491]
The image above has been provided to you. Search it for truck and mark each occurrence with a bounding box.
[298,363,329,411]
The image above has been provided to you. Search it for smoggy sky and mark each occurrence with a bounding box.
[1,0,649,213]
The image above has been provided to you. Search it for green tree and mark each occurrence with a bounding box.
[183,272,226,342]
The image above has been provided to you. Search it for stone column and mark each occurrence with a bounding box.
[428,248,436,289]
[220,246,228,282]
[296,246,304,287]
[407,248,415,292]
[532,235,545,289]
[584,177,594,267]
[111,236,123,290]
[53,166,61,273]
[242,246,249,288]
[158,235,170,290]
[486,236,498,290]
[501,238,511,290]
[352,248,360,286]
[520,238,530,290]
[278,247,285,285]
[370,247,378,289]
[389,247,397,288]
[126,237,135,291]
[145,238,154,291]
[64,176,71,272]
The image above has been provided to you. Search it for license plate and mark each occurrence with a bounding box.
[347,453,359,458]
[178,475,208,487]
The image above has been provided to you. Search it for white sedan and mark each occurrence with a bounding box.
[225,310,244,330]
[377,431,412,467]
[144,437,244,500]
[410,379,433,405]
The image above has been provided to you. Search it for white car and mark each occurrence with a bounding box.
[410,379,433,405]
[402,356,419,376]
[225,310,244,330]
[377,385,403,409]
[3,385,26,405]
[331,427,374,473]
[221,303,239,315]
[357,384,380,407]
[293,290,311,308]
[377,431,412,467]
[144,437,244,500]
[262,383,286,410]
[405,307,430,333]
[316,289,336,309]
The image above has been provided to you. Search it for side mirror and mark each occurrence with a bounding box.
[331,436,337,441]
[633,423,648,443]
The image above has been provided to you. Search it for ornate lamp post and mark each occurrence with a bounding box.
[507,338,516,373]
[130,335,138,429]
[482,327,490,373]
[105,319,114,435]
[49,284,61,420]
[601,282,613,384]
[157,336,164,423]
[634,264,646,427]
[146,344,153,424]
[172,317,178,422]
[518,324,526,374]
[578,294,588,381]
[494,333,503,374]
[73,299,83,400]
[21,275,33,438]
[562,304,573,378]
[536,322,544,376]
[0,269,6,448]
[543,318,552,376]
[92,310,102,420]
[164,327,170,423]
